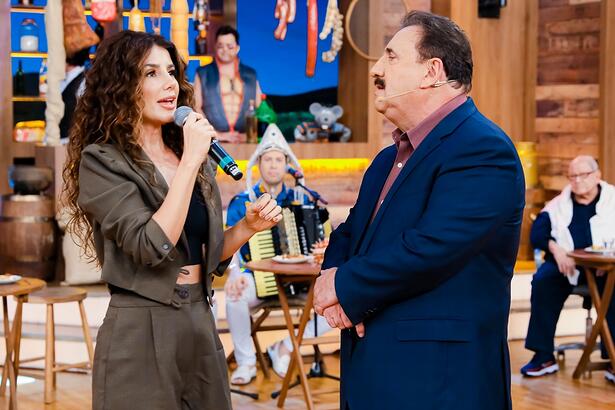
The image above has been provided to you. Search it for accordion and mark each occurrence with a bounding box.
[248,204,329,298]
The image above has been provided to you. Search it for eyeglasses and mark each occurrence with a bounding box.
[567,170,596,181]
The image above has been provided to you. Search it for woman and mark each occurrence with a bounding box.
[62,30,282,410]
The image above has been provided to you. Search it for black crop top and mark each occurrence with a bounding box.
[184,185,209,265]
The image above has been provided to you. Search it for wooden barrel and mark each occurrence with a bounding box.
[0,195,56,280]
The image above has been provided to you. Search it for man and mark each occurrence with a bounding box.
[59,46,89,141]
[522,155,615,383]
[194,25,262,143]
[224,124,332,385]
[313,11,525,410]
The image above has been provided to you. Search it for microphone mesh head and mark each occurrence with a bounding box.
[173,106,193,127]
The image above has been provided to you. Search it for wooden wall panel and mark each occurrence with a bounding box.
[536,0,601,191]
[447,0,532,142]
[338,0,371,145]
[599,0,615,182]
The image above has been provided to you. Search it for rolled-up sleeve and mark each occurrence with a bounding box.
[78,146,178,268]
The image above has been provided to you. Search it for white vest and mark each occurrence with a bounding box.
[543,181,615,252]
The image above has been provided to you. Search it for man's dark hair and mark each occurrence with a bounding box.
[216,25,239,45]
[66,46,91,67]
[401,11,473,92]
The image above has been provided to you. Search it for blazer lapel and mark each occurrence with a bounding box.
[350,146,397,255]
[121,147,190,253]
[358,98,478,254]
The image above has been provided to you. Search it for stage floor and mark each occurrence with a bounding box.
[0,336,612,409]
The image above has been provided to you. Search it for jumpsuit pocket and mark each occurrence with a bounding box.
[196,347,232,409]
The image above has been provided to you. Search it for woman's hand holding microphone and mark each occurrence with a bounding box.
[181,111,216,168]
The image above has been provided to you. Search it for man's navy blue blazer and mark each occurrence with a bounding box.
[322,98,525,410]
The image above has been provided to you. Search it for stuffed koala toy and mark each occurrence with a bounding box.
[295,103,351,142]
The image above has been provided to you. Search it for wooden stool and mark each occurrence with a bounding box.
[225,297,306,379]
[15,287,94,404]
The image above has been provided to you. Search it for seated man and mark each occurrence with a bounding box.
[522,155,615,383]
[225,124,332,385]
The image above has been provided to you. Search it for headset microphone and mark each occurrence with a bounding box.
[376,79,458,102]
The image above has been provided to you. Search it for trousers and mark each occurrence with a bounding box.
[93,283,231,410]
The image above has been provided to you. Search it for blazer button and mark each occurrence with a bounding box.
[162,243,170,250]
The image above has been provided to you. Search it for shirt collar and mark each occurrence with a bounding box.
[392,93,467,150]
[255,182,291,202]
[60,66,85,93]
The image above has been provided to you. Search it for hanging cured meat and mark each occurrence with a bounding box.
[306,0,318,77]
[274,0,296,40]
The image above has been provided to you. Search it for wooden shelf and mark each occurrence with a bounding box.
[11,51,99,59]
[10,5,45,14]
[119,10,172,18]
[11,51,46,58]
[11,51,213,65]
[12,96,45,102]
[11,6,172,17]
[224,142,373,161]
[188,55,214,65]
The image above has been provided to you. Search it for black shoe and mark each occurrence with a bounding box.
[520,353,559,377]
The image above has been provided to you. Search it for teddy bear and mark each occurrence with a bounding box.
[294,102,351,142]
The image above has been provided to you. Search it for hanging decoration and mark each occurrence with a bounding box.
[305,0,318,77]
[273,0,295,40]
[193,0,209,55]
[128,1,145,32]
[319,0,343,63]
[63,0,100,55]
[171,0,190,61]
[46,0,67,146]
[91,0,117,23]
[150,0,163,34]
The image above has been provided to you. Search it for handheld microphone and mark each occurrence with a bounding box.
[174,106,243,181]
[287,166,304,179]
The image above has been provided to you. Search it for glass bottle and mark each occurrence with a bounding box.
[256,94,277,140]
[195,29,208,55]
[14,60,26,96]
[246,99,258,144]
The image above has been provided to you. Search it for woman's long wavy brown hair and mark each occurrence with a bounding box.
[62,30,210,261]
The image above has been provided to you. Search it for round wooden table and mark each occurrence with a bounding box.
[244,259,337,410]
[567,250,615,378]
[0,277,46,410]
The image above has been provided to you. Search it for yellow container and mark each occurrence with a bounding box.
[516,141,538,188]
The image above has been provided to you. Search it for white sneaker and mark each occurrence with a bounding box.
[267,342,291,378]
[230,364,257,385]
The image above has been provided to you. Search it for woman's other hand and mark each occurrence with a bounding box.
[244,193,283,233]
